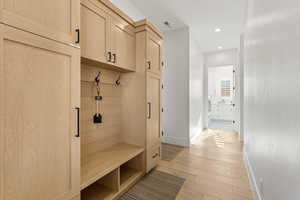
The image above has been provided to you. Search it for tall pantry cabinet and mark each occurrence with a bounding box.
[135,20,163,172]
[0,0,81,200]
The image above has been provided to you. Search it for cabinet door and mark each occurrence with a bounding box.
[0,25,80,200]
[147,73,161,149]
[0,0,80,45]
[110,17,136,71]
[81,0,110,63]
[147,33,162,74]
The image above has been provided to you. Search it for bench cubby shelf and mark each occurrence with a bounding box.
[81,143,144,200]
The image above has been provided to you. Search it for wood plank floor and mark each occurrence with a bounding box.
[157,129,253,200]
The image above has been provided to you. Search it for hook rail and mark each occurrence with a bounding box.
[81,80,121,86]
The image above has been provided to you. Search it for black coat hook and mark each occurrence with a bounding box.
[95,72,101,85]
[115,75,121,86]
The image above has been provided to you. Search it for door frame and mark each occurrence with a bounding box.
[203,48,242,140]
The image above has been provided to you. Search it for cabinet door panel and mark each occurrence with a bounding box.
[0,25,80,200]
[147,34,161,74]
[147,73,161,148]
[0,0,79,45]
[111,17,135,71]
[81,1,109,63]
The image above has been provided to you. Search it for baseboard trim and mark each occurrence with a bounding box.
[162,136,190,147]
[244,149,262,200]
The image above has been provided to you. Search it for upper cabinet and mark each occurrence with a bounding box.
[147,33,162,75]
[0,0,80,46]
[110,16,136,71]
[80,0,136,72]
[80,0,109,63]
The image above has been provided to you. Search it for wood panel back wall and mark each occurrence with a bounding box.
[81,63,123,164]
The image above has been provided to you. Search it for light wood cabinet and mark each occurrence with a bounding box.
[135,19,163,172]
[80,0,110,64]
[0,25,80,200]
[147,73,161,148]
[80,0,136,71]
[0,0,80,45]
[146,48,162,172]
[147,33,162,75]
[110,17,136,71]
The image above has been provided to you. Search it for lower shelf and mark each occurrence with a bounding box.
[81,143,144,190]
[81,167,143,200]
[81,144,144,200]
[120,166,143,190]
[81,183,117,200]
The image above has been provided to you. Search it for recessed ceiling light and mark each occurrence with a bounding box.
[215,28,222,32]
[218,46,223,50]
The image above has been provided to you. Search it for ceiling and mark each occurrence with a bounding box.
[129,0,246,52]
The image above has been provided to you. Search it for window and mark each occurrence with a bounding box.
[221,80,231,97]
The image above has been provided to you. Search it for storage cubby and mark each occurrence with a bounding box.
[81,169,119,200]
[120,153,144,190]
[81,143,144,190]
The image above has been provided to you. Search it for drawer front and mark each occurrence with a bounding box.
[147,145,161,172]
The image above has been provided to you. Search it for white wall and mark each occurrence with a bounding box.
[163,27,190,146]
[244,1,300,200]
[203,49,239,130]
[189,34,204,143]
[110,0,145,21]
[163,27,204,146]
[204,49,238,67]
[239,34,245,141]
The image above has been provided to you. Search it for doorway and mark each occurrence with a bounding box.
[207,65,235,131]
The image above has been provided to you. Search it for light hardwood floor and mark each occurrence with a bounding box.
[157,129,253,200]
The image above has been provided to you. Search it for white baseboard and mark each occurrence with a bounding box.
[244,150,262,200]
[162,136,190,147]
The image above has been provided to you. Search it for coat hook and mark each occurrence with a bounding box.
[115,75,121,86]
[95,72,101,86]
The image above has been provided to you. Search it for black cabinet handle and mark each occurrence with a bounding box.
[152,153,159,159]
[108,52,112,62]
[75,107,80,137]
[75,29,80,44]
[147,61,151,69]
[147,102,151,119]
[112,53,116,63]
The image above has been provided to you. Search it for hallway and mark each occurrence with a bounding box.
[158,130,253,200]
[208,119,234,131]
